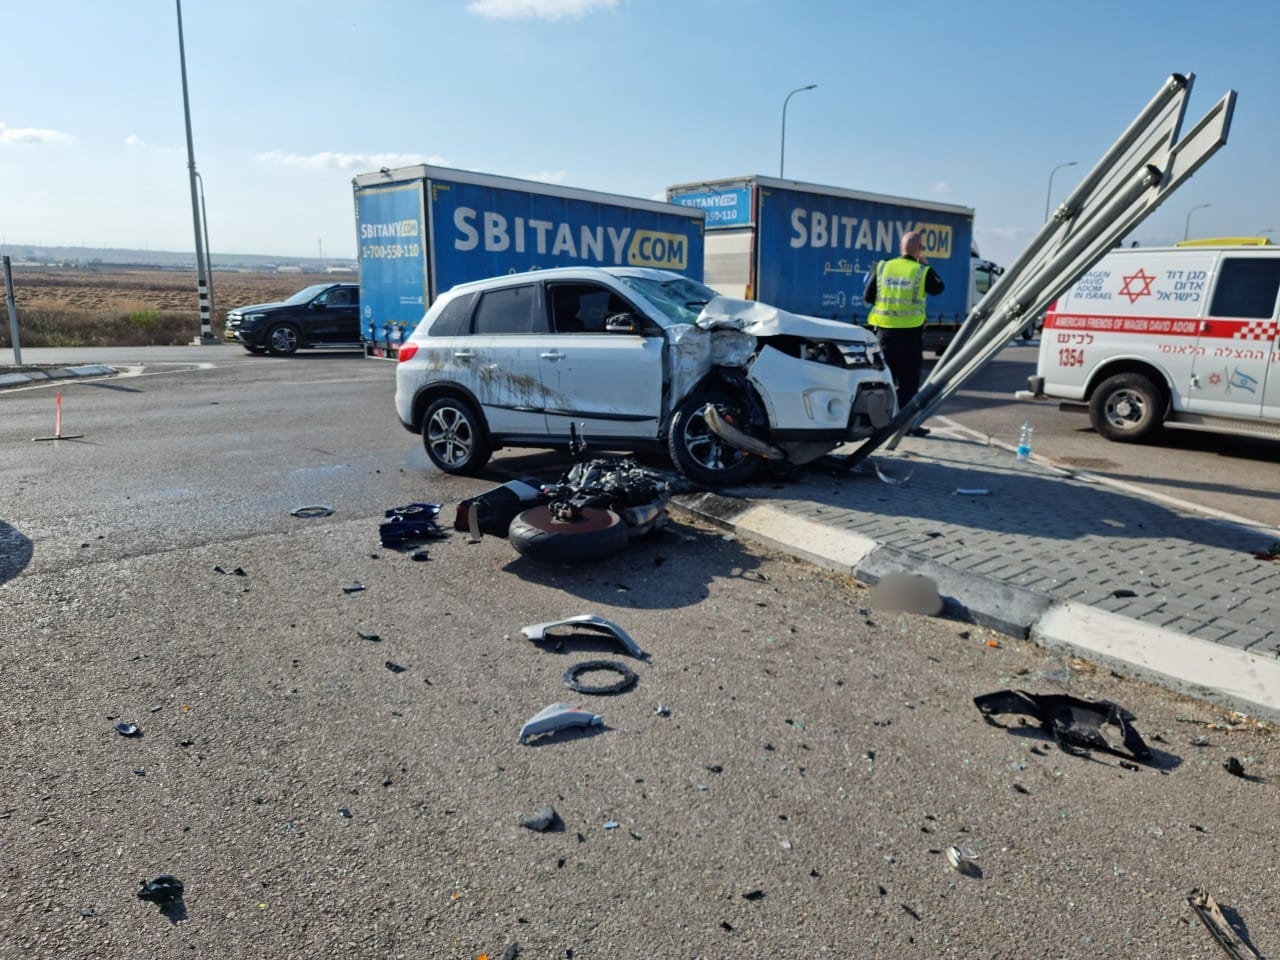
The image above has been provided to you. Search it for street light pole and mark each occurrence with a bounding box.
[1044,161,1078,221]
[176,0,214,343]
[194,169,215,323]
[1183,203,1211,241]
[779,84,817,179]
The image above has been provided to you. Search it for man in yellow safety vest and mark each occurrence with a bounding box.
[864,230,945,436]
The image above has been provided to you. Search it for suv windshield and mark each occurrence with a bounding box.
[619,275,720,325]
[283,284,332,306]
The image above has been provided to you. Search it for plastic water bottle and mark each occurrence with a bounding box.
[1016,420,1033,462]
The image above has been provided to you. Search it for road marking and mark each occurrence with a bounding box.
[933,414,1277,534]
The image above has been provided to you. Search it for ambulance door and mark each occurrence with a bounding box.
[1188,254,1280,419]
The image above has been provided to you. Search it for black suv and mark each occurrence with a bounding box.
[224,282,361,355]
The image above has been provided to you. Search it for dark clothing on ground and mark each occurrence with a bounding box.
[864,254,945,410]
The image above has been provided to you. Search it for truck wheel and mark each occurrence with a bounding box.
[266,323,300,356]
[1089,372,1164,442]
[423,396,491,474]
[508,505,629,565]
[667,388,762,487]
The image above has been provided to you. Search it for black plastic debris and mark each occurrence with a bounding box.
[357,632,381,642]
[115,722,141,738]
[343,583,366,594]
[137,875,184,905]
[520,805,560,833]
[455,480,544,536]
[1224,757,1246,777]
[291,505,334,519]
[411,550,431,562]
[562,660,638,696]
[974,690,1155,765]
[1112,588,1138,599]
[742,890,765,901]
[212,565,247,576]
[379,503,446,548]
[499,943,520,960]
[338,807,353,819]
[385,661,406,674]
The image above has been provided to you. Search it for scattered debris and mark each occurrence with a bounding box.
[519,806,560,833]
[212,565,247,576]
[562,660,638,696]
[720,921,734,932]
[338,807,352,818]
[455,479,544,536]
[870,572,944,617]
[499,943,520,960]
[973,690,1155,765]
[654,704,671,717]
[519,703,604,744]
[1223,757,1246,778]
[411,550,431,562]
[136,875,184,905]
[379,503,446,548]
[742,890,765,901]
[1186,889,1262,960]
[944,845,980,876]
[901,903,922,921]
[521,615,648,660]
[873,461,914,485]
[342,583,366,594]
[115,723,140,738]
[1112,588,1138,599]
[357,632,381,642]
[603,821,620,830]
[290,505,334,519]
[385,661,407,674]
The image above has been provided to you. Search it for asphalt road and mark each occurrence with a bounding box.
[1,351,1277,958]
[935,341,1280,528]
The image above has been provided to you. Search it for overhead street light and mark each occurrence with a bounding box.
[176,0,215,343]
[1044,161,1078,221]
[1183,203,1211,241]
[780,84,817,179]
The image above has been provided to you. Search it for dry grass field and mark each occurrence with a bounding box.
[0,267,344,347]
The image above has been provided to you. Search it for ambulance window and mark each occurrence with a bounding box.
[1209,259,1280,319]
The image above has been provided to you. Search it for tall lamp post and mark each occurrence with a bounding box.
[194,169,215,322]
[1183,203,1211,241]
[1044,161,1078,221]
[779,84,817,179]
[176,0,214,343]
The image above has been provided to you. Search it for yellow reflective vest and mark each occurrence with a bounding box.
[868,257,929,329]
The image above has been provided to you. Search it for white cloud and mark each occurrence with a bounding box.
[980,226,1027,242]
[256,149,448,171]
[0,122,75,145]
[466,0,616,21]
[520,169,567,184]
[124,134,145,147]
[932,181,951,195]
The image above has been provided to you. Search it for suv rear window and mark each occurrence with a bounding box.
[1209,259,1280,319]
[429,291,477,337]
[473,284,544,335]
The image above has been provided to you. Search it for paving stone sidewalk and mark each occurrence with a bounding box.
[672,428,1280,716]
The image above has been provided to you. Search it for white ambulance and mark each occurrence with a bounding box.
[1022,241,1280,442]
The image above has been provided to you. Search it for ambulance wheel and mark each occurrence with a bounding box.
[508,505,629,565]
[667,388,762,487]
[423,396,491,475]
[1090,372,1164,442]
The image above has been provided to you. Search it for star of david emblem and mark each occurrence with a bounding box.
[1118,269,1155,304]
[1208,372,1221,386]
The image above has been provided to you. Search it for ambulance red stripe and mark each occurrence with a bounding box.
[1045,312,1278,339]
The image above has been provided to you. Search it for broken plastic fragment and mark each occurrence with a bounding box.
[945,845,979,876]
[1224,757,1245,777]
[115,722,140,738]
[521,615,648,659]
[520,806,559,832]
[603,820,619,830]
[291,505,334,518]
[343,583,366,594]
[137,875,184,905]
[519,703,604,743]
[385,661,406,674]
[974,690,1154,765]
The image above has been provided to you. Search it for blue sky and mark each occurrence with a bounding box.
[2,0,1277,269]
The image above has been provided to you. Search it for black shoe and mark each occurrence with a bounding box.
[906,426,931,438]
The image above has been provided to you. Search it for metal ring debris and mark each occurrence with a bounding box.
[562,660,638,696]
[291,505,335,518]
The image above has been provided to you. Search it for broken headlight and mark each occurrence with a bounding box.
[799,340,882,369]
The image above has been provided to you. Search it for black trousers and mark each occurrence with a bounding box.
[875,325,924,412]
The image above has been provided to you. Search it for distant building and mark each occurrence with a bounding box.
[324,265,356,274]
[276,265,303,274]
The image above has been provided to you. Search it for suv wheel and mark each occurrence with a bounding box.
[423,396,491,474]
[266,323,300,356]
[667,388,761,487]
[1089,372,1164,442]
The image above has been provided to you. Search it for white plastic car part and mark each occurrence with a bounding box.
[520,615,648,660]
[519,703,604,743]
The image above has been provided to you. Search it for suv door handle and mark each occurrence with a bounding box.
[540,351,565,360]
[454,350,475,360]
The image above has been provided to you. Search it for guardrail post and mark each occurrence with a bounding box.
[3,255,21,365]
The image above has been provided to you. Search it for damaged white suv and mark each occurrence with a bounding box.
[394,267,896,486]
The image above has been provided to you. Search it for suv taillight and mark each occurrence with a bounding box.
[398,342,419,363]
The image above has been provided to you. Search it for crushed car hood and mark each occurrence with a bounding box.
[695,297,878,345]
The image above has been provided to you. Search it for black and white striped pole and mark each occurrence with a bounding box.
[176,0,215,343]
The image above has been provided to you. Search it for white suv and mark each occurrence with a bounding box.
[394,267,896,486]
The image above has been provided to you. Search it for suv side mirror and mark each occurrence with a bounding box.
[604,312,638,334]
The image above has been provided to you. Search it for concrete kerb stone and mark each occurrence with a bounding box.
[672,490,1280,721]
[0,364,118,390]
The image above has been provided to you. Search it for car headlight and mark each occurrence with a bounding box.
[240,313,267,326]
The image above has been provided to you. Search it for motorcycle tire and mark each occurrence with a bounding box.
[508,505,630,565]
